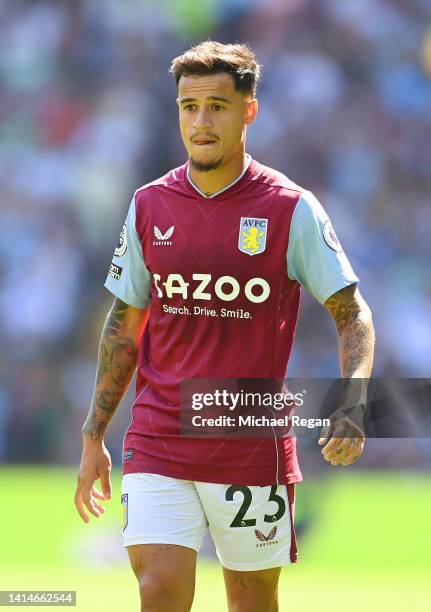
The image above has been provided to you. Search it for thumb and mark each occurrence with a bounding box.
[100,470,112,499]
[318,420,333,445]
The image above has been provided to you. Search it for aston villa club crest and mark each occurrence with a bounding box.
[238,218,268,255]
[121,493,128,531]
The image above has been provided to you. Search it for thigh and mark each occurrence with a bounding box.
[196,481,297,571]
[127,542,197,581]
[122,473,207,611]
[127,543,197,611]
[121,472,208,550]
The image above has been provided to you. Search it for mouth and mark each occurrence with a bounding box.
[192,138,218,146]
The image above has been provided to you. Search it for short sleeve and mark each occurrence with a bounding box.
[104,195,152,308]
[287,191,359,304]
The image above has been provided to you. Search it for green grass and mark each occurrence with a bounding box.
[1,467,430,611]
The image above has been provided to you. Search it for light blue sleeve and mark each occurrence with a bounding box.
[287,191,359,304]
[104,196,152,308]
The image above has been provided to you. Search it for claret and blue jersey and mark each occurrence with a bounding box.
[105,155,358,486]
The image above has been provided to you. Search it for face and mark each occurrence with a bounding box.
[177,72,258,172]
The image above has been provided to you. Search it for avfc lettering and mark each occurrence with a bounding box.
[242,219,267,228]
[153,273,270,304]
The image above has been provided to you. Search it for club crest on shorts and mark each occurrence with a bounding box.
[238,218,268,255]
[121,493,128,531]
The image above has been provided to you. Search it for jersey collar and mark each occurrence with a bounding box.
[186,154,252,199]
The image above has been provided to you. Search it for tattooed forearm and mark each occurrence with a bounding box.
[95,301,129,384]
[82,298,144,441]
[105,299,128,335]
[325,285,375,379]
[83,414,108,441]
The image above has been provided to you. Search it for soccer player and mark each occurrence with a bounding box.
[74,42,375,612]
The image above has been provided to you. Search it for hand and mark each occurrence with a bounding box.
[74,439,112,523]
[317,407,365,466]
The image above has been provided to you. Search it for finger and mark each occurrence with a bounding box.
[344,447,363,464]
[322,420,354,454]
[91,498,106,514]
[322,435,344,456]
[331,456,345,466]
[318,422,333,445]
[340,450,362,466]
[81,486,102,518]
[326,451,346,464]
[322,439,342,455]
[92,486,107,501]
[337,435,366,463]
[324,439,351,462]
[330,448,352,465]
[323,446,345,462]
[336,437,356,456]
[343,439,364,461]
[99,470,112,500]
[341,456,355,466]
[318,416,338,445]
[334,440,364,465]
[74,489,90,524]
[84,498,101,518]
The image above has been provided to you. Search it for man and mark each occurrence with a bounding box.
[75,41,375,612]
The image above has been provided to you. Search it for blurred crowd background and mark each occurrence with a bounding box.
[1,0,430,465]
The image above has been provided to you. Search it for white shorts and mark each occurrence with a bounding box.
[121,473,298,571]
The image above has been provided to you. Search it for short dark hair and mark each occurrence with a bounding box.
[170,41,261,97]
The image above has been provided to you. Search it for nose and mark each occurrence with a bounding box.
[193,106,212,130]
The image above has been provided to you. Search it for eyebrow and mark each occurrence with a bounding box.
[179,96,232,104]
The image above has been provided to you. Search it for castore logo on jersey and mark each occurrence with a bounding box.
[153,225,175,246]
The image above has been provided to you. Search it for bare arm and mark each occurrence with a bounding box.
[75,297,149,522]
[324,284,375,379]
[318,284,375,465]
[82,297,149,441]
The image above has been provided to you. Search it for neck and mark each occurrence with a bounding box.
[188,147,247,197]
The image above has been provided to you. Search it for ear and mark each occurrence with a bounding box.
[176,97,180,108]
[244,98,258,125]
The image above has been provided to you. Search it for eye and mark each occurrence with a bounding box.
[212,104,224,111]
[183,104,197,112]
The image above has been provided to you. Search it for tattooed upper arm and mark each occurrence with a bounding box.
[324,285,366,331]
[324,284,374,378]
